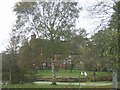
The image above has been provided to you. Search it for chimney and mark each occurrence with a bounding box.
[31,33,36,40]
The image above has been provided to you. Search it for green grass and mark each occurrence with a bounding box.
[2,70,112,89]
[37,70,112,78]
[2,84,80,88]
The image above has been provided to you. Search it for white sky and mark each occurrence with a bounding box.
[0,0,20,52]
[0,0,109,53]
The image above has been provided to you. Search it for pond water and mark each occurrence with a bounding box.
[34,81,112,86]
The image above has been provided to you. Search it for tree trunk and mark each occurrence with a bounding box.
[93,69,96,81]
[51,55,57,85]
[9,55,12,84]
[9,67,11,84]
[112,70,118,89]
[0,54,2,84]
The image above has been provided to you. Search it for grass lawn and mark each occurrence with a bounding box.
[37,70,112,78]
[2,70,113,89]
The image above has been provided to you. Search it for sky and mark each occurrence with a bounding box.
[0,0,20,52]
[0,0,111,53]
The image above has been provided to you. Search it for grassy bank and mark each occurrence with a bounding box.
[37,70,112,78]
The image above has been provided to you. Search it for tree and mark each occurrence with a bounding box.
[88,0,120,86]
[13,1,81,85]
[18,40,39,82]
[91,30,111,68]
[88,0,114,30]
[88,0,119,68]
[69,29,89,70]
[109,1,120,87]
[2,52,10,83]
[3,29,21,84]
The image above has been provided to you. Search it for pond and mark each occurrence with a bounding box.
[34,81,112,86]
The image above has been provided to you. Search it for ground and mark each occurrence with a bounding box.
[1,70,115,89]
[37,70,112,78]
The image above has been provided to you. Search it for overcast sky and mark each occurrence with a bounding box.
[0,0,20,52]
[0,0,111,53]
